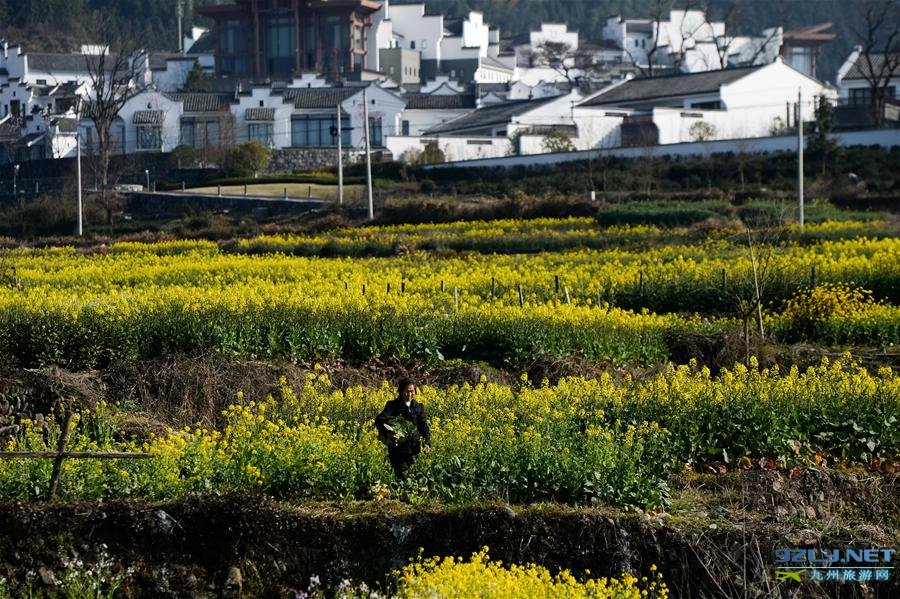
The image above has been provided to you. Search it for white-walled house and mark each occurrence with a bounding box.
[836,48,899,106]
[397,92,476,136]
[386,94,578,160]
[577,59,832,146]
[388,4,511,84]
[602,10,782,74]
[234,86,294,149]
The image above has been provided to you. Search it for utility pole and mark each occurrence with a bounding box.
[177,1,184,54]
[362,87,374,220]
[76,134,83,236]
[337,103,344,206]
[797,89,804,230]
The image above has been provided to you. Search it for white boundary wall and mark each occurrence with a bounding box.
[424,128,900,170]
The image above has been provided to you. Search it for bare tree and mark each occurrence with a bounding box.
[850,0,900,127]
[698,0,783,71]
[79,16,148,208]
[621,0,671,77]
[526,41,614,90]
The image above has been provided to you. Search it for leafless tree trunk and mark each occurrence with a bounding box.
[79,15,147,221]
[851,0,900,127]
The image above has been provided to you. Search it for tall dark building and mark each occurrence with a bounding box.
[197,0,382,79]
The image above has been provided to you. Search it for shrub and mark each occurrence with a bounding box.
[225,141,271,178]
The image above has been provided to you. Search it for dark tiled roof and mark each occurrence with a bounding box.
[482,55,513,70]
[245,107,276,120]
[165,92,233,112]
[282,87,359,108]
[580,65,763,107]
[133,110,166,125]
[27,52,96,72]
[844,53,900,80]
[51,117,77,133]
[188,31,216,54]
[15,132,45,146]
[150,53,195,70]
[444,18,464,37]
[404,93,476,109]
[424,96,558,134]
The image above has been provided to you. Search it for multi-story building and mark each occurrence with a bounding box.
[196,0,383,80]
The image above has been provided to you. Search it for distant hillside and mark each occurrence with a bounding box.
[0,0,870,82]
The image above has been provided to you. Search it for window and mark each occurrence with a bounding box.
[303,15,317,69]
[849,88,871,105]
[368,116,383,147]
[401,120,410,135]
[634,39,639,48]
[137,125,162,150]
[249,123,274,145]
[219,19,250,75]
[410,41,416,49]
[291,113,350,147]
[265,15,295,76]
[180,118,220,148]
[421,40,427,50]
[354,26,364,50]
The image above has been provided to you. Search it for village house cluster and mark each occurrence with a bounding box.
[0,0,896,167]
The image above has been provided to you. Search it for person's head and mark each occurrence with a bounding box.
[397,378,416,403]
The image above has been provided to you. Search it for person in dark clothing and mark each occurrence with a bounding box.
[374,379,431,479]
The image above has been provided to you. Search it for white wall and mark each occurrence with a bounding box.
[400,108,472,136]
[461,12,490,56]
[572,107,629,150]
[116,90,183,153]
[152,58,197,92]
[369,1,393,71]
[234,87,294,149]
[721,60,830,128]
[386,134,509,161]
[530,23,578,50]
[426,127,900,169]
[341,85,406,148]
[473,64,512,83]
[389,4,443,61]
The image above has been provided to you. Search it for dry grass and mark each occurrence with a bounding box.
[188,183,365,201]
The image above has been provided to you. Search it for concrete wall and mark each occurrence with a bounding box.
[425,127,900,170]
[386,134,510,162]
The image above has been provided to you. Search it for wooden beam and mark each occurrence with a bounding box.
[0,451,153,459]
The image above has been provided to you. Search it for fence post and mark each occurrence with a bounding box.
[217,185,221,196]
[639,271,645,303]
[811,265,817,288]
[440,280,445,293]
[283,187,288,200]
[387,283,391,294]
[344,281,348,290]
[518,284,524,307]
[401,282,405,293]
[244,184,248,196]
[182,180,186,192]
[564,286,571,305]
[491,277,495,299]
[47,408,73,501]
[362,284,366,296]
[721,268,727,292]
[454,287,459,309]
[554,275,559,294]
